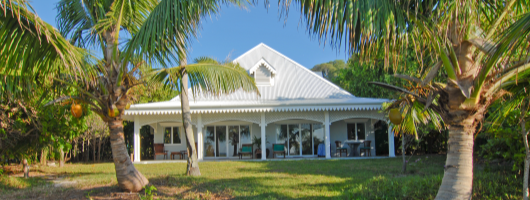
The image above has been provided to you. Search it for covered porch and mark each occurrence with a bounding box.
[127,110,397,162]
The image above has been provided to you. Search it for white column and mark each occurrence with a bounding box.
[197,114,203,160]
[134,115,141,162]
[388,124,396,157]
[260,112,266,160]
[324,111,331,159]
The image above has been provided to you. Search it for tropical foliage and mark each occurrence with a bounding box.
[311,59,346,80]
[278,0,530,198]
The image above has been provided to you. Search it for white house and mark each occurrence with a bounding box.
[123,43,396,162]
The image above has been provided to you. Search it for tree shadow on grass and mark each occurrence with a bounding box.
[133,155,447,199]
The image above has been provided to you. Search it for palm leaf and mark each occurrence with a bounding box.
[0,0,89,98]
[153,57,259,99]
[125,0,227,67]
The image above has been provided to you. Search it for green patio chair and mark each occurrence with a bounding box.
[272,143,286,158]
[239,144,253,159]
[335,141,348,157]
[360,140,372,157]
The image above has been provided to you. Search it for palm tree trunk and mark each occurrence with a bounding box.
[108,118,149,192]
[435,118,474,200]
[180,58,201,176]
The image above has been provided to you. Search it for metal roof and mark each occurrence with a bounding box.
[125,43,388,115]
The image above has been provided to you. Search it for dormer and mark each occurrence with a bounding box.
[249,58,276,86]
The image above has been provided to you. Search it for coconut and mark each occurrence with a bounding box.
[389,108,403,125]
[71,103,83,118]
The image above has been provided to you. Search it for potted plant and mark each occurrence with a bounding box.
[252,136,269,158]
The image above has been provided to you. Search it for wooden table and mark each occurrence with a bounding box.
[171,151,187,160]
[344,141,362,157]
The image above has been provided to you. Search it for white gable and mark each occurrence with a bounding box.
[126,43,387,115]
[172,43,354,101]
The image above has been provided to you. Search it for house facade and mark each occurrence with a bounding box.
[123,43,396,161]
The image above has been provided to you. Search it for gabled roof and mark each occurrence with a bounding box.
[125,43,387,115]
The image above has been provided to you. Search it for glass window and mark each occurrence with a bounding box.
[172,127,181,144]
[347,124,356,140]
[205,126,215,157]
[277,125,287,144]
[216,126,227,157]
[288,124,300,155]
[228,126,240,157]
[164,127,171,144]
[301,124,312,155]
[313,124,324,155]
[357,123,366,140]
[240,125,251,147]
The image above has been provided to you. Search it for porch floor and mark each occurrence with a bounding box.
[133,155,391,164]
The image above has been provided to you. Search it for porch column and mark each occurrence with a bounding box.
[260,112,266,160]
[197,114,204,161]
[388,124,396,157]
[324,111,331,159]
[133,115,141,162]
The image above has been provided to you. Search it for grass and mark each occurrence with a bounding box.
[0,155,522,199]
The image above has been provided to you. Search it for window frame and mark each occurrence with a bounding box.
[164,126,182,145]
[347,122,367,141]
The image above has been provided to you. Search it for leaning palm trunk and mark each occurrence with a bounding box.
[108,118,148,191]
[179,59,201,176]
[103,29,148,192]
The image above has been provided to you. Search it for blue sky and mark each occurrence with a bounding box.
[30,1,347,69]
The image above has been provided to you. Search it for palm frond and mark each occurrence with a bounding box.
[153,57,259,100]
[0,0,90,98]
[186,62,259,98]
[126,0,226,67]
[57,0,156,49]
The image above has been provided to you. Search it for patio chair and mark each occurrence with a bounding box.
[360,140,372,157]
[335,141,347,157]
[239,144,253,159]
[154,143,168,160]
[272,143,286,158]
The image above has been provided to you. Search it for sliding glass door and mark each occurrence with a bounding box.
[228,126,239,157]
[277,123,324,156]
[204,125,253,158]
[301,124,312,155]
[205,126,215,158]
[215,126,227,157]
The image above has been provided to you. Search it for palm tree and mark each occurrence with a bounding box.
[152,56,258,175]
[277,0,530,198]
[48,0,249,191]
[377,83,444,173]
[0,0,86,98]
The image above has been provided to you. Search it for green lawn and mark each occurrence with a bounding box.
[0,155,522,199]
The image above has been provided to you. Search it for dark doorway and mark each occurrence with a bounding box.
[374,120,389,156]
